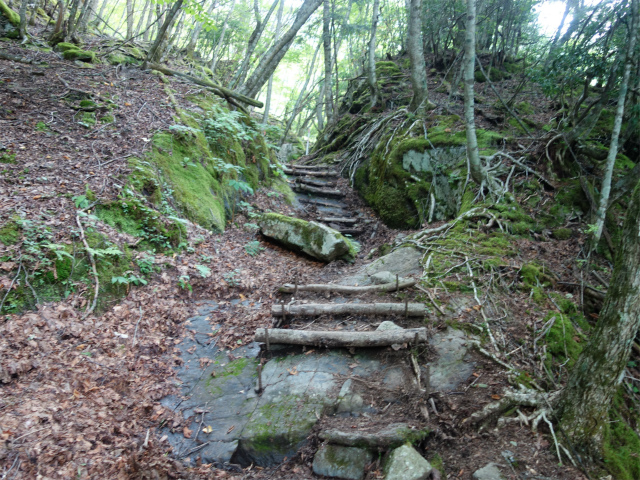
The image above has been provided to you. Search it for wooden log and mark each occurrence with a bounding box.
[271,302,426,317]
[255,327,427,347]
[284,164,331,170]
[318,217,358,224]
[293,184,344,198]
[147,63,263,108]
[289,178,337,188]
[299,197,345,207]
[335,227,363,235]
[283,168,339,177]
[279,279,417,294]
[319,424,426,449]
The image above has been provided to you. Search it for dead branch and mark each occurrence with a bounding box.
[278,279,416,294]
[75,215,99,318]
[255,327,427,347]
[271,302,426,317]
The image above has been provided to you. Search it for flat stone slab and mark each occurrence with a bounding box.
[341,247,423,285]
[473,463,506,480]
[313,444,371,480]
[162,306,415,467]
[428,327,476,392]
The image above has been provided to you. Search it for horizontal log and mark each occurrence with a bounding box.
[284,164,330,170]
[319,424,425,449]
[289,178,337,188]
[299,197,345,207]
[318,217,358,224]
[255,327,427,347]
[283,168,339,177]
[335,227,363,235]
[271,302,426,317]
[279,278,417,294]
[147,63,263,108]
[293,184,344,198]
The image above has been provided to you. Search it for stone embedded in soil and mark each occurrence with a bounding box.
[427,327,477,392]
[376,321,403,350]
[472,463,507,480]
[340,247,423,286]
[385,444,433,480]
[258,212,355,262]
[312,444,372,480]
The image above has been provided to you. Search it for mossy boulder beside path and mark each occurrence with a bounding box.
[258,213,357,262]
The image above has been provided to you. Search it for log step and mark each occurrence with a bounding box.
[293,184,344,198]
[283,168,339,177]
[255,327,427,347]
[319,424,426,449]
[299,197,346,207]
[289,178,338,188]
[271,303,426,317]
[318,217,358,224]
[284,164,331,170]
[334,227,363,235]
[279,279,417,294]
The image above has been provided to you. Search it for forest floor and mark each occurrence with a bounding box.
[0,43,618,480]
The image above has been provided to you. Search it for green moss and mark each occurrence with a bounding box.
[519,262,552,289]
[79,99,97,109]
[78,111,96,127]
[35,121,49,132]
[544,312,585,369]
[514,101,534,115]
[474,67,507,82]
[95,198,186,251]
[428,453,444,475]
[552,228,572,240]
[0,221,20,245]
[603,391,640,479]
[57,43,95,63]
[220,358,249,377]
[0,152,16,164]
[375,61,401,77]
[0,0,20,26]
[100,114,114,124]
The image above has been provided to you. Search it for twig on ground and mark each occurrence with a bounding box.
[75,215,99,318]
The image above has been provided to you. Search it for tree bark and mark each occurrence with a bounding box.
[262,0,283,122]
[279,278,416,294]
[18,0,28,41]
[239,0,323,99]
[555,177,640,453]
[367,0,381,108]
[125,0,134,38]
[77,0,99,33]
[271,302,425,317]
[322,0,334,123]
[255,327,428,347]
[407,0,433,112]
[463,0,499,191]
[592,0,638,246]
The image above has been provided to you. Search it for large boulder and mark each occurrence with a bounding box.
[258,213,357,262]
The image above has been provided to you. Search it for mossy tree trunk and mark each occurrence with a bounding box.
[592,0,638,246]
[18,0,27,41]
[367,0,381,109]
[407,0,433,113]
[554,179,640,453]
[144,0,183,67]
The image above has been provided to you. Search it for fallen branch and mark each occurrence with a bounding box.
[317,217,358,224]
[255,327,427,347]
[278,279,416,294]
[0,51,34,64]
[76,215,99,318]
[271,302,426,317]
[146,63,263,108]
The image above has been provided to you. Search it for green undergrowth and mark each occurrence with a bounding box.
[541,297,590,374]
[602,390,640,479]
[0,216,142,315]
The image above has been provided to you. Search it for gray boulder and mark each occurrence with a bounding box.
[313,444,371,480]
[385,444,432,480]
[472,463,506,480]
[258,213,356,262]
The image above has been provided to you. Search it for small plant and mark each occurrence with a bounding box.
[223,269,241,287]
[228,179,253,195]
[195,264,211,278]
[178,275,192,291]
[244,240,264,257]
[243,223,259,231]
[136,253,156,275]
[199,254,214,263]
[112,273,147,288]
[73,195,90,209]
[266,191,281,198]
[181,157,197,168]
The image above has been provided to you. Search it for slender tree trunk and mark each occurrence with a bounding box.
[143,2,155,41]
[185,0,216,58]
[95,0,109,29]
[281,40,322,143]
[145,0,184,66]
[210,0,236,72]
[322,0,334,123]
[367,0,381,108]
[134,0,150,35]
[262,0,284,122]
[316,83,325,132]
[126,0,134,38]
[463,0,498,191]
[18,0,28,41]
[592,0,638,246]
[77,0,98,33]
[555,176,640,452]
[239,0,323,98]
[230,0,279,88]
[407,0,434,113]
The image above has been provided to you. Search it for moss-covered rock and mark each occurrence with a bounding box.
[0,220,20,245]
[258,213,358,262]
[0,0,19,38]
[552,227,572,240]
[0,0,19,26]
[55,42,95,62]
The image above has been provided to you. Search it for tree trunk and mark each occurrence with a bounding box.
[555,178,640,452]
[18,0,28,41]
[134,0,150,36]
[95,0,109,29]
[77,0,99,33]
[272,302,425,317]
[255,327,428,347]
[279,278,416,294]
[185,0,216,57]
[239,0,323,99]
[592,0,638,246]
[463,0,498,191]
[230,0,279,89]
[262,0,283,122]
[322,0,334,123]
[367,0,381,108]
[144,0,183,67]
[407,0,433,113]
[210,0,236,73]
[142,1,155,41]
[125,0,134,38]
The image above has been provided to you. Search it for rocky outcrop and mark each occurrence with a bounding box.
[258,213,357,262]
